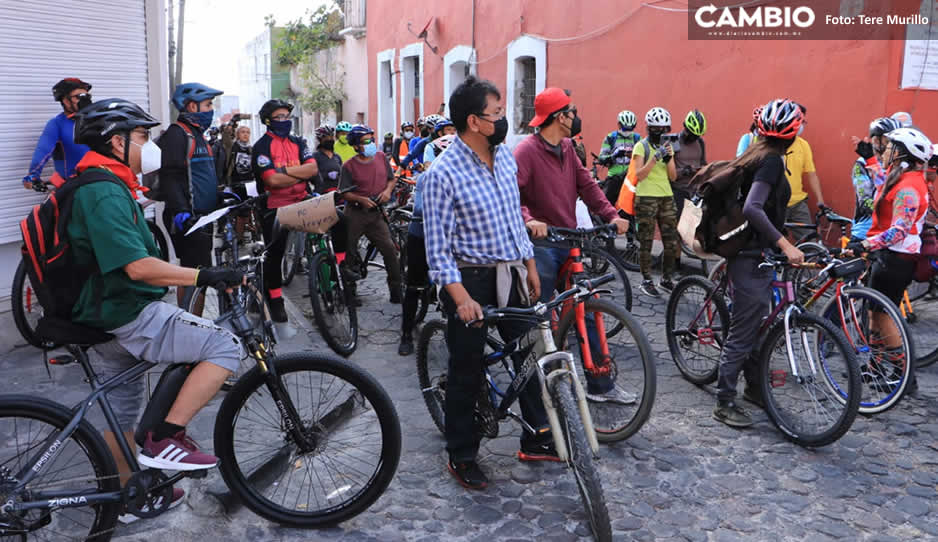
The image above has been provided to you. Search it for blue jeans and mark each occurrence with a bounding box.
[534,246,613,394]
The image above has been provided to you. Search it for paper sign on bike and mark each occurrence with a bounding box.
[276,192,338,234]
[185,206,231,236]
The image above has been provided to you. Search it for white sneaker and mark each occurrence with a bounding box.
[587,387,637,405]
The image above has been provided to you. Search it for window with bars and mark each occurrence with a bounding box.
[517,57,536,134]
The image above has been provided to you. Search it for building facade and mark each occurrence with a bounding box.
[239,26,291,140]
[366,0,938,218]
[0,0,170,312]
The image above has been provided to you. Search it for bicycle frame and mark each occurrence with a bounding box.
[555,246,612,379]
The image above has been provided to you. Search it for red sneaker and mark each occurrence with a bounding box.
[137,430,218,471]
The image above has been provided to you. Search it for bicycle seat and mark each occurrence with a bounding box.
[35,317,113,347]
[823,210,853,225]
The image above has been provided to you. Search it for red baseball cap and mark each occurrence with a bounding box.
[529,88,571,127]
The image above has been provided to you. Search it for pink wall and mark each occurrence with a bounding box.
[367,0,938,218]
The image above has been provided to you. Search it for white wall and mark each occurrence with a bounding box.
[239,28,273,142]
[398,42,424,127]
[377,48,396,140]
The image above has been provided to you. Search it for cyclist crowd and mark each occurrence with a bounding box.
[20,74,936,493]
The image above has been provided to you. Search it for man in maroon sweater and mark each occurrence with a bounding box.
[514,87,632,404]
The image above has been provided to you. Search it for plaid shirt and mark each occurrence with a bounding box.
[422,135,534,286]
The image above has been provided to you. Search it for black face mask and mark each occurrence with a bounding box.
[319,140,335,151]
[648,130,666,144]
[486,116,509,147]
[420,128,431,138]
[569,116,582,137]
[76,93,92,110]
[682,130,698,142]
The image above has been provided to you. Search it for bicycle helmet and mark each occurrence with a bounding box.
[335,121,353,133]
[52,78,92,102]
[73,98,160,149]
[384,131,394,139]
[401,121,414,131]
[869,117,902,138]
[433,118,454,133]
[886,127,933,163]
[757,99,803,140]
[752,105,763,123]
[416,116,426,127]
[684,109,707,136]
[315,124,335,140]
[258,99,293,125]
[617,110,637,130]
[433,133,456,151]
[424,114,444,128]
[346,124,375,147]
[891,111,914,128]
[171,82,223,111]
[645,107,671,128]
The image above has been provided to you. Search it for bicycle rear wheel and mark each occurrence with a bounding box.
[820,286,914,414]
[787,242,833,309]
[11,260,52,349]
[416,320,448,434]
[549,378,612,542]
[214,353,401,527]
[903,284,938,368]
[146,220,169,262]
[581,247,632,314]
[308,251,358,356]
[665,276,728,385]
[281,231,304,286]
[759,312,860,447]
[554,298,655,442]
[0,395,120,541]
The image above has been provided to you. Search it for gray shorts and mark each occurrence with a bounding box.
[785,199,813,242]
[92,301,242,428]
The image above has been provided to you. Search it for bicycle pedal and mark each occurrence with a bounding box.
[186,469,208,479]
[48,354,76,366]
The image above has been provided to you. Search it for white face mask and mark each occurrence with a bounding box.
[403,130,414,140]
[132,139,162,174]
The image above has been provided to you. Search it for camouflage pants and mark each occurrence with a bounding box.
[635,195,679,280]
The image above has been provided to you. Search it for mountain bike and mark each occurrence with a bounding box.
[417,274,622,541]
[666,250,860,447]
[0,287,401,540]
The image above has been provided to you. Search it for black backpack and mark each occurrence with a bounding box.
[19,168,123,343]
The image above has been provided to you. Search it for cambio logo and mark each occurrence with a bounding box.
[695,4,815,28]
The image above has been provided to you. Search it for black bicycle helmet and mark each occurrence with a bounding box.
[73,98,160,157]
[52,78,92,102]
[259,99,294,125]
[869,117,902,138]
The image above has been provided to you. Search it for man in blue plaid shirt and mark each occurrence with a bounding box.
[423,76,557,490]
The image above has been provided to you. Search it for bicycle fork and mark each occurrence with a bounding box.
[534,324,601,460]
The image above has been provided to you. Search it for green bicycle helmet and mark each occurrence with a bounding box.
[336,121,353,133]
[684,109,707,136]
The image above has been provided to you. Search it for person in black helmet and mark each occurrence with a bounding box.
[69,98,244,481]
[22,78,93,190]
[251,99,319,322]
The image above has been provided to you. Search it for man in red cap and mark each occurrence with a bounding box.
[513,88,634,405]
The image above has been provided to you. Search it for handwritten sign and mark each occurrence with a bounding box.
[901,23,938,90]
[276,193,339,234]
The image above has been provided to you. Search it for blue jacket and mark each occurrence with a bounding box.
[402,137,430,169]
[24,113,90,182]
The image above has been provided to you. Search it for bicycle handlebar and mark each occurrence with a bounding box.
[545,224,618,243]
[470,272,616,326]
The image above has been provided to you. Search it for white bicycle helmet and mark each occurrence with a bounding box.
[645,107,671,128]
[887,127,933,162]
[891,111,914,128]
[617,110,637,130]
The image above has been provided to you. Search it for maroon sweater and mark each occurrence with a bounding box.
[514,134,618,228]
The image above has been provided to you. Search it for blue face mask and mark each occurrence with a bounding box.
[361,142,377,157]
[185,110,214,131]
[270,119,292,137]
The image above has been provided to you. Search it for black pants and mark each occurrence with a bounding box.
[603,174,625,208]
[717,255,773,401]
[672,186,691,218]
[869,250,916,307]
[440,267,549,463]
[164,211,214,307]
[261,209,287,294]
[401,233,428,337]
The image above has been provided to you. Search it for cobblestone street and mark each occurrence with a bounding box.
[1,261,936,541]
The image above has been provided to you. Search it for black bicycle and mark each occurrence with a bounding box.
[0,278,401,540]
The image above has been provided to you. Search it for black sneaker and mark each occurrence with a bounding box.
[518,441,563,463]
[339,262,362,283]
[658,278,675,292]
[713,400,753,428]
[389,289,402,304]
[268,297,288,323]
[640,279,660,297]
[398,335,414,356]
[447,460,488,490]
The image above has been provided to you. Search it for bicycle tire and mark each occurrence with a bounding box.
[0,394,120,541]
[549,379,612,542]
[281,231,303,287]
[788,242,833,309]
[213,353,401,528]
[146,219,170,262]
[553,298,655,442]
[616,235,640,272]
[819,286,914,414]
[581,247,632,314]
[759,312,860,447]
[416,319,448,434]
[11,259,53,349]
[904,285,938,368]
[308,251,358,356]
[665,276,728,386]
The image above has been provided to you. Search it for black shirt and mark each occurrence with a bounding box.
[742,153,791,248]
[313,149,343,193]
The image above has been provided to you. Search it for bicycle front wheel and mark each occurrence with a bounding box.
[308,251,358,356]
[0,395,120,541]
[214,353,402,528]
[581,247,632,313]
[549,378,612,542]
[759,312,860,447]
[665,276,728,385]
[820,286,914,415]
[554,298,656,442]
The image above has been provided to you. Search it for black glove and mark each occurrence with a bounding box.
[845,240,866,256]
[662,152,673,164]
[196,266,244,289]
[855,140,875,160]
[612,147,627,158]
[31,179,48,193]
